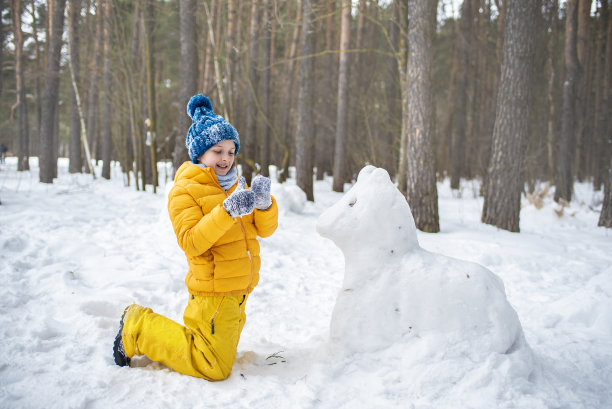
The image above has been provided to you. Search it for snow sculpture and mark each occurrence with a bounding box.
[317,166,527,358]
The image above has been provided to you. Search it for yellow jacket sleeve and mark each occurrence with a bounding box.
[253,196,279,238]
[169,186,235,257]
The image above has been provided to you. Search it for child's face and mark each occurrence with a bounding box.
[198,140,236,176]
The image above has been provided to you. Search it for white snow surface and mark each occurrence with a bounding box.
[1,157,611,409]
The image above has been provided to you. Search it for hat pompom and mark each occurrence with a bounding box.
[187,94,213,119]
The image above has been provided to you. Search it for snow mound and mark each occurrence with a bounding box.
[317,166,528,360]
[271,182,307,214]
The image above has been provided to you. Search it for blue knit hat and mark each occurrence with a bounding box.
[185,94,240,164]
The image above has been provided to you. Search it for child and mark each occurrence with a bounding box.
[112,94,278,380]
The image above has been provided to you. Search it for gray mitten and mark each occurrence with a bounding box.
[251,175,272,210]
[223,177,255,217]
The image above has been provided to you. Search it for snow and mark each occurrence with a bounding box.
[1,157,611,409]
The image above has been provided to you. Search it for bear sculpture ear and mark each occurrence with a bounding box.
[187,94,214,119]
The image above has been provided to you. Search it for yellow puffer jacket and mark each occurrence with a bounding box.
[168,162,278,296]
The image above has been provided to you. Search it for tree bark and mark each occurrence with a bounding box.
[68,0,82,173]
[226,0,238,121]
[546,0,559,180]
[278,0,302,183]
[333,0,351,193]
[261,0,272,177]
[296,0,316,201]
[174,0,197,173]
[315,0,337,181]
[599,158,612,227]
[144,0,158,191]
[554,0,578,203]
[39,0,66,183]
[101,0,112,179]
[10,0,30,171]
[67,39,95,177]
[244,0,260,184]
[404,0,439,233]
[86,0,102,170]
[594,0,612,190]
[450,0,472,189]
[482,0,538,232]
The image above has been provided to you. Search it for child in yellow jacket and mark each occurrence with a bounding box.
[112,94,278,380]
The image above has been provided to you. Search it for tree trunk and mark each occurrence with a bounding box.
[316,0,337,181]
[244,0,260,184]
[0,0,4,97]
[450,0,472,189]
[482,0,538,232]
[594,0,612,190]
[575,0,593,182]
[226,0,238,121]
[86,0,102,171]
[599,157,612,227]
[403,0,439,233]
[384,0,401,178]
[546,0,559,180]
[30,0,43,157]
[101,0,112,179]
[333,0,351,193]
[554,0,578,203]
[278,0,302,183]
[174,0,197,173]
[68,0,82,173]
[396,0,409,195]
[39,0,66,183]
[296,0,316,201]
[10,0,30,171]
[261,0,272,177]
[144,0,158,192]
[67,38,96,177]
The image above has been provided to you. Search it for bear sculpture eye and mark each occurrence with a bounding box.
[348,199,356,207]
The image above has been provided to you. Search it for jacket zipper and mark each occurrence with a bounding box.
[220,176,255,289]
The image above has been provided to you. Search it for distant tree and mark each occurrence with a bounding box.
[144,0,158,191]
[68,0,82,173]
[333,0,351,193]
[450,0,472,190]
[403,0,440,233]
[86,0,102,169]
[244,0,260,184]
[101,0,112,180]
[174,0,197,173]
[594,0,612,190]
[554,0,578,203]
[296,0,316,201]
[260,0,272,177]
[39,0,66,183]
[546,0,560,180]
[278,0,302,183]
[10,0,30,171]
[599,158,612,227]
[482,0,539,232]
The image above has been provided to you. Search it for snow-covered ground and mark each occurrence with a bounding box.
[1,157,610,409]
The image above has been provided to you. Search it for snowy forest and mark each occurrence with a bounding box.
[1,1,612,408]
[1,0,612,231]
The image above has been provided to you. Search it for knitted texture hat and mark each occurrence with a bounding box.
[186,94,240,164]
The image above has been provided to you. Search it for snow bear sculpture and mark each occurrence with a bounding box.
[317,166,527,358]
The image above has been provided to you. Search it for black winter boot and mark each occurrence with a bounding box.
[113,306,131,367]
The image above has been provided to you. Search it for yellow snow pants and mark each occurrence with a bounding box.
[121,294,247,381]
